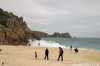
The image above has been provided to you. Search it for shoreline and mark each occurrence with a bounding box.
[29,38,100,51]
[27,45,100,51]
[0,45,100,66]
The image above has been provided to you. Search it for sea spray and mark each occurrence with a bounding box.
[28,39,66,48]
[27,38,100,51]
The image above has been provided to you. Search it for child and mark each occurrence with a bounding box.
[70,45,72,52]
[34,52,38,60]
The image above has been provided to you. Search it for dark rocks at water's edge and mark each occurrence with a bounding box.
[0,8,40,45]
[33,31,72,38]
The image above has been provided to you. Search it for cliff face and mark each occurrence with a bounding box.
[0,8,40,45]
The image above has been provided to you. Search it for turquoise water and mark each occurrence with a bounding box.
[40,37,100,51]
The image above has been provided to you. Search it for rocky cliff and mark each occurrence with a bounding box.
[0,8,40,45]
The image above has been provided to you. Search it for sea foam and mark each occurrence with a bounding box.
[28,39,66,48]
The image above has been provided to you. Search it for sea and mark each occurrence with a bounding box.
[28,37,100,51]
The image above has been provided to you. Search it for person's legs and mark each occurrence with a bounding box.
[70,48,72,52]
[35,56,37,60]
[47,54,49,60]
[58,54,61,61]
[44,54,46,59]
[61,54,63,61]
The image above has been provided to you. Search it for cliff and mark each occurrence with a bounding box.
[0,8,40,45]
[33,31,72,38]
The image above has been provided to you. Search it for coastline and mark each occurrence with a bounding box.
[0,45,100,66]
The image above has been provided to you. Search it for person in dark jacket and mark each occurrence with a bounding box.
[44,48,49,60]
[74,48,78,53]
[57,47,64,61]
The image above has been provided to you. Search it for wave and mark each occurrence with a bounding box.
[27,39,100,51]
[28,39,66,48]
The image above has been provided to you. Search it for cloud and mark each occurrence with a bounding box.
[0,0,100,38]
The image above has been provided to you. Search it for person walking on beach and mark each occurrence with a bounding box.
[70,45,72,52]
[57,47,64,61]
[34,52,38,60]
[38,42,40,46]
[44,48,49,60]
[74,48,78,53]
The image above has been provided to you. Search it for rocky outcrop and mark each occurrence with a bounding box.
[0,8,40,45]
[33,31,72,38]
[51,32,71,38]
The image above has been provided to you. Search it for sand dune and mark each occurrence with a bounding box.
[0,45,100,66]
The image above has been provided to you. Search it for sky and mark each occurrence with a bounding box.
[0,0,100,38]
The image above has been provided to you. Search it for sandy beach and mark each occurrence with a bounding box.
[0,45,100,66]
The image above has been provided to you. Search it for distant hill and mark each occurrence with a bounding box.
[33,31,72,38]
[0,8,40,45]
[33,31,50,37]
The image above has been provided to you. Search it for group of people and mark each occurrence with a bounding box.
[70,45,78,53]
[28,42,40,46]
[34,47,64,61]
[34,48,49,60]
[34,46,78,61]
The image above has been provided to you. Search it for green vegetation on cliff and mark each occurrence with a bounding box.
[0,8,27,28]
[33,31,50,37]
[51,32,71,38]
